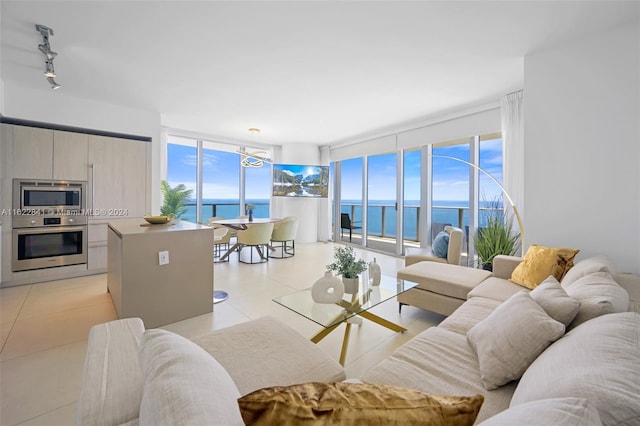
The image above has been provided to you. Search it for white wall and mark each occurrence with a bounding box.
[524,21,640,273]
[2,84,162,212]
[273,143,321,243]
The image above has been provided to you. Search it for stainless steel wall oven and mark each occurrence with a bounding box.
[12,179,88,272]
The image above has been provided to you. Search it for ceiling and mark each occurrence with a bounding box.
[1,1,638,145]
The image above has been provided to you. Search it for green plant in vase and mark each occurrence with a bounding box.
[160,180,193,219]
[326,246,367,278]
[475,198,520,271]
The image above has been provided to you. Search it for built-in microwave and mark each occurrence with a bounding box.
[13,179,86,213]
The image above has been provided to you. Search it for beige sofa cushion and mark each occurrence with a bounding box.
[530,276,580,327]
[511,312,640,426]
[467,291,565,390]
[397,262,492,300]
[362,326,515,423]
[439,296,501,335]
[561,255,616,286]
[467,277,523,302]
[478,398,602,426]
[139,329,244,426]
[76,318,145,426]
[193,316,345,395]
[562,271,629,329]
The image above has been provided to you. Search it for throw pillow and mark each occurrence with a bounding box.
[562,271,629,329]
[561,255,616,287]
[432,230,450,258]
[529,276,581,327]
[510,245,580,289]
[511,312,640,426]
[467,291,565,390]
[139,329,244,426]
[238,382,484,426]
[478,398,602,426]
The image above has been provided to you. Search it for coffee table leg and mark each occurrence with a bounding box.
[358,311,407,333]
[339,323,352,366]
[310,322,341,343]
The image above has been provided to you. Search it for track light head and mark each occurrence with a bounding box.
[44,61,56,78]
[47,77,61,90]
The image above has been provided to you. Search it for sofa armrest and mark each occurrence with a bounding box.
[492,255,522,279]
[76,318,145,426]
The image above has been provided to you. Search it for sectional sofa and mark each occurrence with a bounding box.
[77,255,640,425]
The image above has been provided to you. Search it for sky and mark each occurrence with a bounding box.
[167,137,503,203]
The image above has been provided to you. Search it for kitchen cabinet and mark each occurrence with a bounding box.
[88,135,148,219]
[8,126,89,182]
[53,131,89,181]
[12,126,54,180]
[87,134,150,275]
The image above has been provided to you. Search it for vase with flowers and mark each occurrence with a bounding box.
[245,204,255,221]
[326,246,368,294]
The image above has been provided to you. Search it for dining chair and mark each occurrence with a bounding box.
[207,217,231,262]
[270,216,298,258]
[236,222,275,264]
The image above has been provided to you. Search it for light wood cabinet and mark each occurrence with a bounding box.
[12,126,53,180]
[53,131,89,181]
[88,135,148,219]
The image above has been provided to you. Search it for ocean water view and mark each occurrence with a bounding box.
[181,199,503,241]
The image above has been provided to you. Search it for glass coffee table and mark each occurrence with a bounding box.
[273,274,417,365]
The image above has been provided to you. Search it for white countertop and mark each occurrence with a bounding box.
[108,218,211,237]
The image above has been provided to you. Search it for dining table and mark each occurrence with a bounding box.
[210,217,282,262]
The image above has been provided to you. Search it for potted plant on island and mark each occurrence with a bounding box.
[326,246,368,294]
[474,199,520,271]
[160,180,193,219]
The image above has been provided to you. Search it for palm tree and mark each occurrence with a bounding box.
[160,181,193,219]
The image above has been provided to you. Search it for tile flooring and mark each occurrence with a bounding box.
[0,242,443,425]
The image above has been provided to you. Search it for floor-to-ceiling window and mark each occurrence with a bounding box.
[432,143,470,243]
[166,135,271,223]
[339,157,363,243]
[201,141,240,221]
[367,153,397,252]
[403,148,421,247]
[166,136,198,222]
[331,132,503,262]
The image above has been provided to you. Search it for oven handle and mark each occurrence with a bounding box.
[13,225,87,236]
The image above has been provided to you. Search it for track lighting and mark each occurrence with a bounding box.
[36,24,61,90]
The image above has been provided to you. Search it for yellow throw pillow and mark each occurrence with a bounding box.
[510,245,580,289]
[238,382,484,426]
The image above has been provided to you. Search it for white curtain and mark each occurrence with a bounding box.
[317,145,331,241]
[501,90,525,250]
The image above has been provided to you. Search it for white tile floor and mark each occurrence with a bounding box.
[0,242,443,425]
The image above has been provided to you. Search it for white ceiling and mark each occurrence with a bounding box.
[1,1,638,145]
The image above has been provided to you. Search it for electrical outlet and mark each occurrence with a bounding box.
[158,251,169,265]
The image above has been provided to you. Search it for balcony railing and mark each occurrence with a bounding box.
[182,202,270,223]
[339,202,503,244]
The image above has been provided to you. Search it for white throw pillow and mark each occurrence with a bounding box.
[467,291,565,390]
[478,397,602,426]
[530,276,580,327]
[511,312,640,426]
[139,329,244,426]
[562,271,629,329]
[561,255,616,287]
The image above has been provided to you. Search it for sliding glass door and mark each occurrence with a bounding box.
[366,153,398,253]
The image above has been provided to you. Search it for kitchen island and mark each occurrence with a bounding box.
[107,219,214,328]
